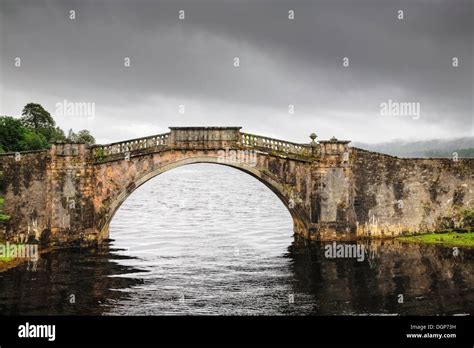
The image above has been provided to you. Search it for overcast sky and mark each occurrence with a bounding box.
[0,0,472,144]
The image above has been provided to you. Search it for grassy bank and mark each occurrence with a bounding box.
[397,231,474,248]
[0,257,26,272]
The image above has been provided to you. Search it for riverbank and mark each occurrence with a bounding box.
[397,231,474,248]
[0,257,29,272]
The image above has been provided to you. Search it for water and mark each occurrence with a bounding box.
[0,164,473,315]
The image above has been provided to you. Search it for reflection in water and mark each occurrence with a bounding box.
[0,246,145,315]
[0,164,473,315]
[289,238,474,315]
[0,240,472,315]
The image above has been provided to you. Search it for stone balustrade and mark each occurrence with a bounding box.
[240,132,311,156]
[91,129,312,159]
[92,132,170,156]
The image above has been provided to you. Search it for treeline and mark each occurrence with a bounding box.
[424,149,474,158]
[354,137,474,158]
[0,103,95,153]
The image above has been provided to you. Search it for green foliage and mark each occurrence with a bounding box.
[0,116,25,152]
[1,103,95,152]
[76,129,96,145]
[94,147,105,160]
[67,129,96,145]
[21,103,55,130]
[18,128,49,151]
[41,126,66,143]
[67,128,77,142]
[0,196,9,222]
[0,116,49,151]
[20,103,68,144]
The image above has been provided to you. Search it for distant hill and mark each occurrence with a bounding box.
[352,137,474,158]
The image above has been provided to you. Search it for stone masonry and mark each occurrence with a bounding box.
[0,127,472,246]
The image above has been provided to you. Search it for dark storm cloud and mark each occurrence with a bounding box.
[0,0,472,143]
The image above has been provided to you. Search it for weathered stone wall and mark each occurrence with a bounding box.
[350,148,474,237]
[0,151,49,243]
[0,144,97,246]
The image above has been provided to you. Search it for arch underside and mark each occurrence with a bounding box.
[98,155,309,240]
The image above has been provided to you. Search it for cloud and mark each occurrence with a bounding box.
[0,0,472,143]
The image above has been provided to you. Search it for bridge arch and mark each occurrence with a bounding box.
[97,154,309,241]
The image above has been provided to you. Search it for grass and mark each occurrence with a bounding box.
[0,256,25,272]
[397,231,474,248]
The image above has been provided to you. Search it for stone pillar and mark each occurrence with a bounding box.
[311,137,355,240]
[47,142,96,245]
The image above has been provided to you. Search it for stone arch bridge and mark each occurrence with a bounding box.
[0,127,473,246]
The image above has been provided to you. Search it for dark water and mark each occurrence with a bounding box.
[0,165,473,315]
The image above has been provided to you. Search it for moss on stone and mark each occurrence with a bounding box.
[398,231,474,248]
[0,256,13,262]
[0,196,10,221]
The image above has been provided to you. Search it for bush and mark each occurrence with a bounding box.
[19,128,49,151]
[94,148,106,160]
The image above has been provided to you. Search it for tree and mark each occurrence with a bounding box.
[18,128,48,151]
[1,104,97,152]
[67,129,95,145]
[0,116,24,152]
[76,129,96,145]
[21,103,55,130]
[20,103,63,144]
[43,126,66,143]
[67,129,78,142]
[0,116,50,152]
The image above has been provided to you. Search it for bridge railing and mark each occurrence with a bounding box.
[91,130,312,159]
[240,132,311,156]
[92,132,170,156]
